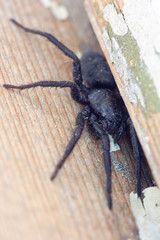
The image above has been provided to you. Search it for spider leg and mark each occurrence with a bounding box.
[50,106,90,180]
[114,122,125,144]
[3,81,88,104]
[89,115,112,209]
[127,118,141,197]
[10,19,83,86]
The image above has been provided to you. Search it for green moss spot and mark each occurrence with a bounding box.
[93,2,101,17]
[105,24,160,115]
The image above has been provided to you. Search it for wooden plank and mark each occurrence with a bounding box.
[0,0,153,239]
[85,0,160,189]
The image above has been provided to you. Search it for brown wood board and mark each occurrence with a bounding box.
[0,0,153,239]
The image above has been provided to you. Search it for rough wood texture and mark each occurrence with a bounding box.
[85,0,160,189]
[0,0,153,239]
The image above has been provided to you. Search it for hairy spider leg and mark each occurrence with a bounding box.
[89,115,112,210]
[3,81,88,104]
[51,106,90,180]
[127,118,141,197]
[4,79,91,182]
[10,19,83,87]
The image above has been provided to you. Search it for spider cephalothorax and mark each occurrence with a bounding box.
[3,19,141,209]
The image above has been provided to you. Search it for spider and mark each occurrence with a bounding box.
[3,19,141,210]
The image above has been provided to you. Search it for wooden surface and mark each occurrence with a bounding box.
[0,0,153,239]
[85,0,160,190]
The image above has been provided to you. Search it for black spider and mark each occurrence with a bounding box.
[3,19,141,210]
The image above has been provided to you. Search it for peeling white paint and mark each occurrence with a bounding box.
[103,4,128,36]
[102,30,112,61]
[108,134,120,152]
[130,187,160,240]
[102,30,145,107]
[40,0,69,21]
[123,0,160,98]
[129,80,145,108]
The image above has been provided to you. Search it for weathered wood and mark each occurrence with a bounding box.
[0,0,154,239]
[85,0,160,190]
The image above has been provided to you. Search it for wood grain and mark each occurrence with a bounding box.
[0,0,153,239]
